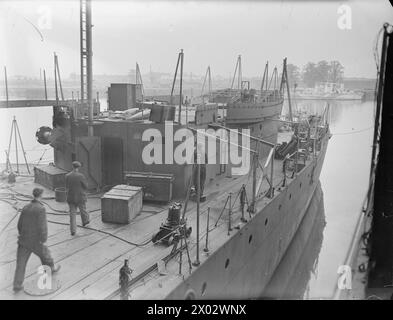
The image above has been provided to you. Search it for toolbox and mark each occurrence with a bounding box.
[124,171,174,202]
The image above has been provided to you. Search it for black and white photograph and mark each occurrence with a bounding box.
[0,0,393,304]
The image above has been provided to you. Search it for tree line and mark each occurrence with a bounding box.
[286,61,344,88]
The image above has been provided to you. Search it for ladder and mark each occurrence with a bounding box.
[80,0,88,103]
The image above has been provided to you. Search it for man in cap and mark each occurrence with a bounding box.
[13,188,60,293]
[65,161,89,235]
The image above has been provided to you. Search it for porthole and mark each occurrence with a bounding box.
[201,282,207,295]
[248,235,253,243]
[225,258,230,269]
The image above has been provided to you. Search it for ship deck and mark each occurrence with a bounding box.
[0,132,312,300]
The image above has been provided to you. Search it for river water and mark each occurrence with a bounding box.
[266,99,374,299]
[0,99,374,299]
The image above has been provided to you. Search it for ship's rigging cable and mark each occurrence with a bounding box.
[0,201,159,247]
[46,220,153,247]
[0,192,154,247]
[330,126,373,136]
[0,187,101,215]
[0,199,20,237]
[1,184,216,251]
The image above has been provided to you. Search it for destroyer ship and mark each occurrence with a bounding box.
[0,1,330,300]
[0,55,330,300]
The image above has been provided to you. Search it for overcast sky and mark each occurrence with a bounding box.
[1,0,392,79]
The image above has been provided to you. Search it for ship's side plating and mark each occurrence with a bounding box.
[166,132,329,299]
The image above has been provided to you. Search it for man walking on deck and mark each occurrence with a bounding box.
[13,188,60,293]
[65,161,90,235]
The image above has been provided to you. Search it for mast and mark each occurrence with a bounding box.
[260,62,269,92]
[170,49,184,123]
[268,67,278,90]
[4,66,8,108]
[54,53,58,106]
[54,53,64,100]
[238,55,242,90]
[136,62,145,100]
[80,0,93,135]
[179,49,184,123]
[208,66,212,99]
[280,58,293,122]
[43,69,47,100]
[201,65,212,99]
[230,55,242,90]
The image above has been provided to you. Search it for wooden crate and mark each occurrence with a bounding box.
[124,172,174,202]
[34,165,67,190]
[101,185,142,224]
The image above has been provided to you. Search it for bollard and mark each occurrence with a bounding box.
[228,192,233,235]
[119,259,132,300]
[204,207,210,253]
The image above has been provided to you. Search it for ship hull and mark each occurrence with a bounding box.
[226,100,284,124]
[166,132,329,299]
[290,94,363,101]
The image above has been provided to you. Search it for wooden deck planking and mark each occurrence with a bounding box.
[106,168,277,299]
[107,156,298,299]
[55,173,250,300]
[0,193,174,299]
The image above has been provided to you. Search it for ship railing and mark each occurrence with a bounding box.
[259,90,283,103]
[229,93,241,104]
[283,137,311,179]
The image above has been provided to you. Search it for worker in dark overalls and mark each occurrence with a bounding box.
[13,188,60,292]
[65,161,89,235]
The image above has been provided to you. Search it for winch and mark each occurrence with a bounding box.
[152,202,192,246]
